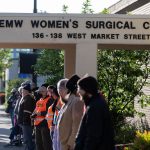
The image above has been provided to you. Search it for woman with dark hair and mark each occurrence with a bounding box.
[46,87,62,138]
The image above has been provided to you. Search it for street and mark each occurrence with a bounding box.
[0,105,24,150]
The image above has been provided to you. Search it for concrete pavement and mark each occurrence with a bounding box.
[0,105,24,150]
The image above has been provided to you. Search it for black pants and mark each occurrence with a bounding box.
[35,126,52,150]
[9,125,21,140]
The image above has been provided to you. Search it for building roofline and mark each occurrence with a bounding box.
[108,0,150,14]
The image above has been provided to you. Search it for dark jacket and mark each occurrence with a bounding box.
[18,94,36,126]
[6,94,17,112]
[74,93,115,150]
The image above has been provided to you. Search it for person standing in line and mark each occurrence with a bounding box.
[31,82,40,102]
[47,85,55,97]
[14,86,23,121]
[6,88,18,127]
[46,87,62,138]
[8,86,23,145]
[31,85,54,150]
[57,75,84,150]
[53,78,69,150]
[18,83,36,150]
[74,75,115,150]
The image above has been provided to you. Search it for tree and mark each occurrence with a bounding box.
[0,49,11,92]
[82,0,94,14]
[0,49,11,78]
[62,5,68,13]
[34,49,64,85]
[97,49,150,130]
[100,8,110,14]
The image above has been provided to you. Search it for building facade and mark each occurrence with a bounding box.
[4,49,46,91]
[108,0,150,14]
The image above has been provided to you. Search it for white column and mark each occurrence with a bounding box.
[75,43,97,78]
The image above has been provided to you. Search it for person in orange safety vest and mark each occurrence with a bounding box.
[46,87,63,138]
[31,85,54,150]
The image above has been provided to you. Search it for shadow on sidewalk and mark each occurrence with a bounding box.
[0,128,25,150]
[0,127,11,148]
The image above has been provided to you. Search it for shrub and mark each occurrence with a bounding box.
[115,123,136,144]
[130,130,150,150]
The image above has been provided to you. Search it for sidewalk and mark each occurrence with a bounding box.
[0,105,24,150]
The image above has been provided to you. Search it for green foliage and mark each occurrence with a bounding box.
[62,0,94,14]
[62,5,68,13]
[34,49,64,85]
[6,78,25,99]
[130,130,150,150]
[100,8,110,14]
[115,123,137,144]
[82,0,94,14]
[97,49,150,130]
[0,49,12,78]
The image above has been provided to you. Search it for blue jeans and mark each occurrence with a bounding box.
[22,125,34,150]
[9,108,14,127]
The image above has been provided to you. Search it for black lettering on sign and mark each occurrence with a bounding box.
[14,20,23,28]
[124,34,128,39]
[31,20,69,28]
[86,21,106,29]
[0,20,4,27]
[105,21,114,29]
[67,33,86,39]
[40,20,47,28]
[124,21,136,29]
[6,20,13,27]
[86,21,92,28]
[31,20,39,28]
[116,21,123,29]
[143,22,150,29]
[86,21,136,29]
[0,20,23,28]
[91,33,119,39]
[124,34,150,40]
[72,21,78,28]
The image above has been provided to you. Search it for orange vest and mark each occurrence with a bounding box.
[34,96,50,126]
[46,99,63,129]
[46,105,53,129]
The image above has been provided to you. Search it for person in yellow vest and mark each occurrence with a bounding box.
[31,85,54,150]
[46,87,63,138]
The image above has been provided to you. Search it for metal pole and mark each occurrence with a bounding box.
[33,0,37,13]
[33,0,37,85]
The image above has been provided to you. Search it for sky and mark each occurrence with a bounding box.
[0,0,119,13]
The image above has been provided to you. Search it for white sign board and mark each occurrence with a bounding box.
[0,13,150,45]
